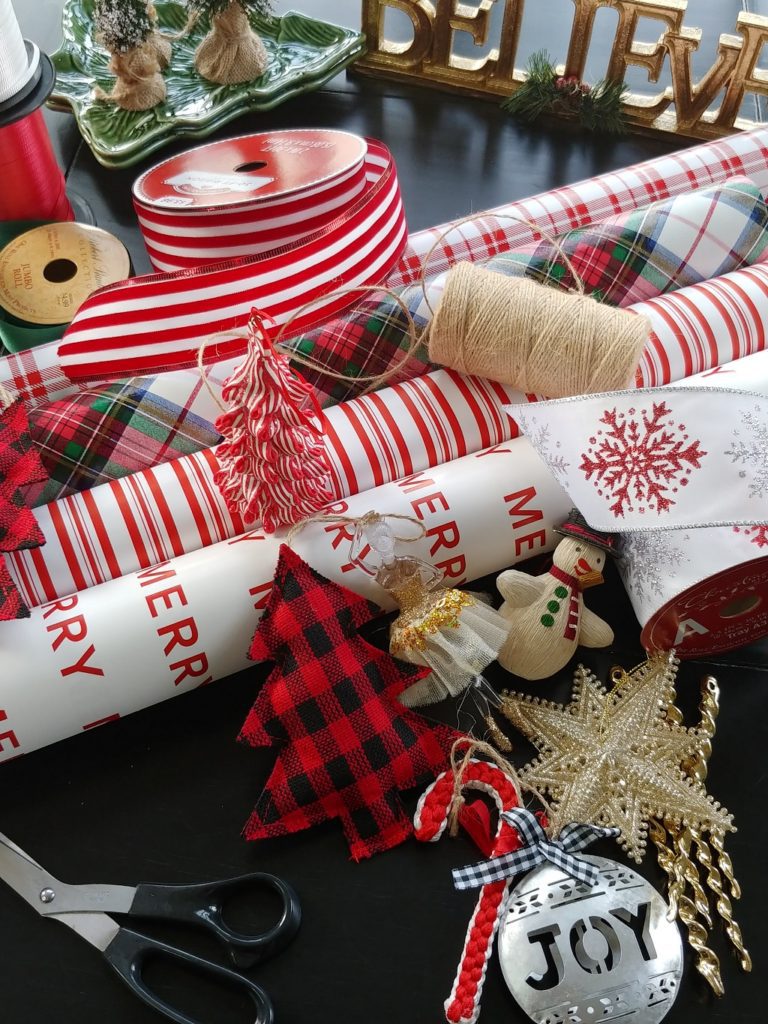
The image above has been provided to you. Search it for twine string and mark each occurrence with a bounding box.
[447,736,525,837]
[196,284,427,412]
[285,508,426,548]
[417,211,587,317]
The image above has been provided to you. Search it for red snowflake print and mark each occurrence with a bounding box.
[733,525,768,548]
[579,401,707,518]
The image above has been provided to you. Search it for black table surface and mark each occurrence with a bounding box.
[3,3,767,1023]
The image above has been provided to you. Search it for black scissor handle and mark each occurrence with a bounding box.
[103,927,273,1024]
[128,873,301,970]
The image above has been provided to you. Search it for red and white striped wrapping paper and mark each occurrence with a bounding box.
[7,370,524,606]
[391,128,768,288]
[0,438,571,762]
[5,126,768,403]
[635,262,768,386]
[11,255,768,605]
[14,248,768,605]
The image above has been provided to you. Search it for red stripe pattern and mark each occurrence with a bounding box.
[6,369,525,606]
[60,139,407,382]
[5,127,768,406]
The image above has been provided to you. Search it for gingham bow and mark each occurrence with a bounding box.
[452,808,620,890]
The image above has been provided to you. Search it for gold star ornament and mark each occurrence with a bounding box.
[499,651,733,862]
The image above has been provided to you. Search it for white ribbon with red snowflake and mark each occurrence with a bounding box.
[507,351,768,533]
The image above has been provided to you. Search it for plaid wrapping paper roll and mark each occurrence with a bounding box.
[20,179,768,507]
[7,370,524,606]
[288,178,768,401]
[6,125,768,406]
[50,128,768,383]
[0,437,571,761]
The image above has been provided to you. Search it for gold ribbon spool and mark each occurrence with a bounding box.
[0,222,131,325]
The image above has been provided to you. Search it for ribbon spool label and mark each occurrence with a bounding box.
[643,556,768,656]
[132,128,368,211]
[0,223,130,325]
[498,855,683,1024]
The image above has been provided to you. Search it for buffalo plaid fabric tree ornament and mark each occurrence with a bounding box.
[240,544,463,859]
[0,399,48,619]
[213,311,333,533]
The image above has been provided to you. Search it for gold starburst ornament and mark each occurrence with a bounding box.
[498,651,732,863]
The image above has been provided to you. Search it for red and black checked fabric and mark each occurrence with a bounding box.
[240,545,462,861]
[0,400,47,619]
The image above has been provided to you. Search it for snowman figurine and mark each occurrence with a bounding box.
[496,509,615,680]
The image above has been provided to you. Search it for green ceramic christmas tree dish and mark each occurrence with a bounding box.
[47,0,366,168]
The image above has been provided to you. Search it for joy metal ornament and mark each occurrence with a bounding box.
[356,0,768,140]
[498,855,683,1024]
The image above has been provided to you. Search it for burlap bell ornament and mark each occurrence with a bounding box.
[93,0,166,111]
[496,509,615,680]
[193,0,269,85]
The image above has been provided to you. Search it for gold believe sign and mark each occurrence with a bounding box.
[354,0,768,139]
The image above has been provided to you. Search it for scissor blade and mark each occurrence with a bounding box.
[53,911,121,952]
[0,832,136,916]
[0,832,63,912]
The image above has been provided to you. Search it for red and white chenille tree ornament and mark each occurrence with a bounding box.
[213,311,333,533]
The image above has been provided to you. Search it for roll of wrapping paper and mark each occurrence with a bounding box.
[25,236,768,509]
[12,256,768,601]
[7,126,768,405]
[7,369,524,604]
[2,124,766,397]
[0,437,571,761]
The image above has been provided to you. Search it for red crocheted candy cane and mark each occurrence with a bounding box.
[414,756,524,1024]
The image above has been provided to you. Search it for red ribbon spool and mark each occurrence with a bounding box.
[0,108,72,222]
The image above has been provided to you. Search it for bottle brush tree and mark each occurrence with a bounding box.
[93,0,166,110]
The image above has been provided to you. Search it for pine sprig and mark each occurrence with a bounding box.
[502,50,627,134]
[188,0,273,17]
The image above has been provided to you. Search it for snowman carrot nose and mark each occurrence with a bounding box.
[574,557,604,589]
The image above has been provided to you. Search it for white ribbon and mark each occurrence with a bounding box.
[507,350,768,533]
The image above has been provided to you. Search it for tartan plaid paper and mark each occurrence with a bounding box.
[27,379,220,506]
[6,126,768,408]
[287,179,768,403]
[21,179,768,505]
[240,544,461,860]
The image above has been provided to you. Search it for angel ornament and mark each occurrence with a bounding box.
[355,515,510,708]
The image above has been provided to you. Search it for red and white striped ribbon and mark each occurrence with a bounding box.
[59,134,406,383]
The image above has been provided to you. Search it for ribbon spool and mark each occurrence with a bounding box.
[59,129,406,382]
[132,128,374,272]
[426,262,650,398]
[0,222,131,328]
[620,530,768,657]
[0,0,73,223]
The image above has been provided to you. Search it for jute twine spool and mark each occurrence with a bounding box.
[425,261,651,397]
[195,2,268,85]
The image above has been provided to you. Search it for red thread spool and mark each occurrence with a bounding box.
[0,108,72,221]
[0,35,73,223]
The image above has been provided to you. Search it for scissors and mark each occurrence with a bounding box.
[0,831,300,1024]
